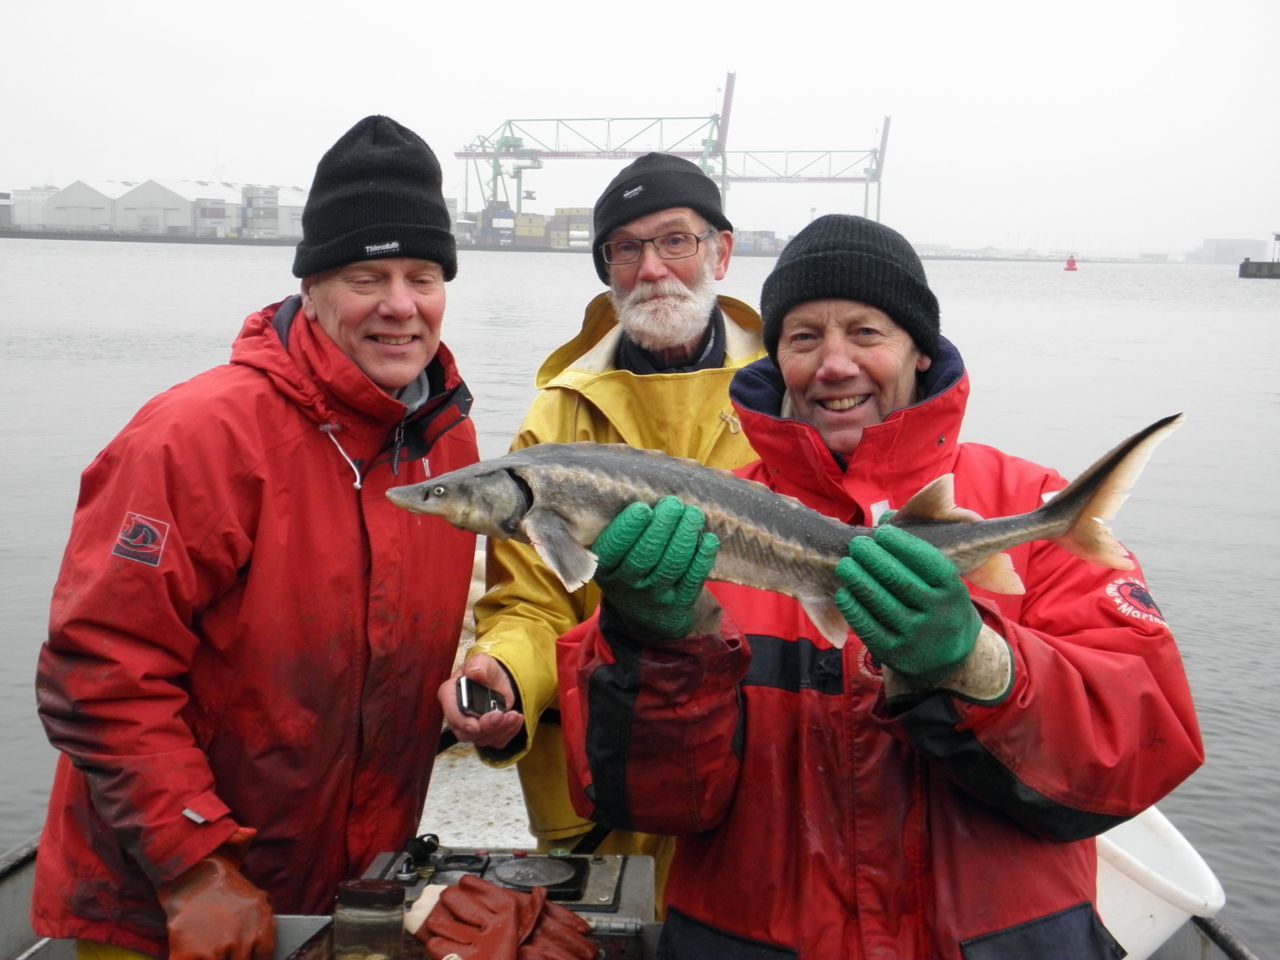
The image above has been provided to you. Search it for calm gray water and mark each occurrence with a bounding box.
[2,239,1277,947]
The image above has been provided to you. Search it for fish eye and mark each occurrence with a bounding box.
[431,485,446,497]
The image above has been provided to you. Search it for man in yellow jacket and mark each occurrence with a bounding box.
[438,153,764,891]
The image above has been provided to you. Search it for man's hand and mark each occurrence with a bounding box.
[420,874,528,959]
[520,897,598,959]
[438,654,524,750]
[156,852,274,960]
[417,874,597,960]
[834,524,980,686]
[592,497,719,641]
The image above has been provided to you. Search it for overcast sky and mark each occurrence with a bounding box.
[3,0,1276,257]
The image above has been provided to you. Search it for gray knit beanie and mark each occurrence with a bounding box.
[760,214,939,359]
[591,153,732,284]
[292,115,456,280]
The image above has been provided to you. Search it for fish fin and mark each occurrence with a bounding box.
[521,509,598,592]
[963,552,1026,594]
[895,474,1023,592]
[894,474,985,525]
[1049,413,1184,569]
[1055,516,1135,570]
[801,598,850,649]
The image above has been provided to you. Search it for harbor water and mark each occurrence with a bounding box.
[1,238,1277,948]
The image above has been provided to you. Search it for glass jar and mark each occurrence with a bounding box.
[332,879,405,960]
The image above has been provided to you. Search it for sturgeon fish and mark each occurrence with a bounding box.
[387,414,1183,648]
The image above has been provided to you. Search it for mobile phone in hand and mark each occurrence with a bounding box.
[456,676,507,718]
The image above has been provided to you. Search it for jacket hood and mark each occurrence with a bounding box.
[228,297,473,487]
[730,336,969,519]
[230,297,335,427]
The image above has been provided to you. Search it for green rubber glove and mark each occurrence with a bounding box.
[834,523,980,686]
[592,496,720,640]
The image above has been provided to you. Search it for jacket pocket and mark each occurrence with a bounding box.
[658,906,798,959]
[960,902,1125,959]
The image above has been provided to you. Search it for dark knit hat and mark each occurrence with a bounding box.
[760,214,939,359]
[591,153,732,284]
[292,115,457,280]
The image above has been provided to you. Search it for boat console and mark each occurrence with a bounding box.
[276,835,659,960]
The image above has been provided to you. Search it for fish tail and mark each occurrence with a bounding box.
[1045,414,1184,568]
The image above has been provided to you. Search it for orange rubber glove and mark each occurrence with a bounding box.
[520,898,598,960]
[419,875,535,959]
[156,851,274,960]
[419,875,599,960]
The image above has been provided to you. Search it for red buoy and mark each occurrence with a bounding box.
[1064,256,1078,272]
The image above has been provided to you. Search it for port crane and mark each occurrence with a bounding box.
[455,73,889,220]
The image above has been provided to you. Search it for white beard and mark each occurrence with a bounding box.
[610,259,719,352]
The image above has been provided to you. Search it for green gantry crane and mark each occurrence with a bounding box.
[454,73,890,220]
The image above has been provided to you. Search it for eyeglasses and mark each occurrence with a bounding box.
[600,229,715,265]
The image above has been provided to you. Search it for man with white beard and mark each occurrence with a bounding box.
[439,153,764,892]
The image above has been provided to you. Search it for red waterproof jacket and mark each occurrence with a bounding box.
[560,343,1203,959]
[32,297,478,955]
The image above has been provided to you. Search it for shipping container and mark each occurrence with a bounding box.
[482,203,516,245]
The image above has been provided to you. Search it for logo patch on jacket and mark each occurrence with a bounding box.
[858,647,884,683]
[1106,577,1165,624]
[112,512,170,567]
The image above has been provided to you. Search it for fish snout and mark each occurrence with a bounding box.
[386,481,435,514]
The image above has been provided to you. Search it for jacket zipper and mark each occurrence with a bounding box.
[391,421,406,477]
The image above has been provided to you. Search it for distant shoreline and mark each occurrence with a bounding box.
[0,228,1179,264]
[0,228,297,248]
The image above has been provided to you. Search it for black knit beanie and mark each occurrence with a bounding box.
[760,214,939,359]
[292,115,457,280]
[591,153,732,284]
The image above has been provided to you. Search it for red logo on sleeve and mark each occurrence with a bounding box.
[112,512,170,567]
[1106,578,1166,624]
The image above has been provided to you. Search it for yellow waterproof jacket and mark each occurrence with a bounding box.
[471,292,764,856]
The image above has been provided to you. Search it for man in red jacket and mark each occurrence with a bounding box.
[31,116,481,960]
[559,215,1205,958]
